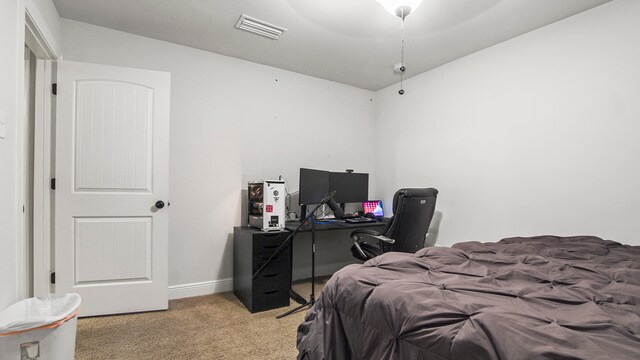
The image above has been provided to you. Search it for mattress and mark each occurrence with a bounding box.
[296,236,640,359]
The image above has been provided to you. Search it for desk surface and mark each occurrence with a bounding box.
[285,218,388,232]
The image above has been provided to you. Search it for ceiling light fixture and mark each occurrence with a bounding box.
[376,0,423,19]
[376,0,423,95]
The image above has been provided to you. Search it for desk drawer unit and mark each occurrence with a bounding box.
[233,227,291,313]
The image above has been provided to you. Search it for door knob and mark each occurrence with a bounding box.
[155,200,165,209]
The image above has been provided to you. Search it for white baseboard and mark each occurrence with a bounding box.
[168,262,353,300]
[168,278,233,300]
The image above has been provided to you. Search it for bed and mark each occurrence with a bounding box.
[296,236,640,359]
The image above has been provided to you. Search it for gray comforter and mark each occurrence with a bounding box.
[296,236,640,359]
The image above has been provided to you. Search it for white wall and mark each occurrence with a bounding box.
[60,19,376,287]
[375,0,640,247]
[0,0,25,311]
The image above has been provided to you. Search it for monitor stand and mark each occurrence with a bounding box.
[300,205,307,221]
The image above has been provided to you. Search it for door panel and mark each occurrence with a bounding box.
[56,60,170,316]
[74,217,152,284]
[74,81,153,193]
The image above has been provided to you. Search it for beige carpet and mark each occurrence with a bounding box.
[75,278,329,360]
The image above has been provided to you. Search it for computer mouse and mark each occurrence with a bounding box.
[364,212,377,219]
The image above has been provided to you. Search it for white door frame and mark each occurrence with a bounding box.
[31,59,55,297]
[24,8,60,298]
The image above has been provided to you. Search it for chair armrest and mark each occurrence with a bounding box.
[351,228,382,238]
[352,241,368,259]
[351,229,395,244]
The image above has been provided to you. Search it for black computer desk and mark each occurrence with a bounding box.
[285,218,388,232]
[284,218,388,305]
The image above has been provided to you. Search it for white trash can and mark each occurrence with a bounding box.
[0,294,81,360]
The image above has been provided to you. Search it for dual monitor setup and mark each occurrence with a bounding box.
[247,168,383,232]
[299,168,383,222]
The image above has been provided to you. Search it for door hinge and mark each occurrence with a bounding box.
[50,272,56,284]
[50,178,56,190]
[52,83,57,95]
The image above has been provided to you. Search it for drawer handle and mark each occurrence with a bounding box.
[262,233,282,238]
[264,244,279,249]
[263,273,279,278]
[263,290,280,295]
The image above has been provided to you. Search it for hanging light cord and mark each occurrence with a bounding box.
[399,8,407,95]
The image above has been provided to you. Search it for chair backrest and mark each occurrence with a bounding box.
[380,188,438,253]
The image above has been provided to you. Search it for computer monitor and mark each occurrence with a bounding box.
[299,168,330,205]
[329,172,369,204]
[363,200,384,217]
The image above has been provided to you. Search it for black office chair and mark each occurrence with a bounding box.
[351,188,438,261]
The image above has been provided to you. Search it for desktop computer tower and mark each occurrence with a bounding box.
[248,180,286,231]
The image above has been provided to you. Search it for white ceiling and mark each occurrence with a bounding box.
[52,0,611,90]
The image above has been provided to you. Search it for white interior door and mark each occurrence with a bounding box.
[55,60,170,316]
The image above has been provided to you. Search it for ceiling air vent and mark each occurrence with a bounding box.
[234,14,288,40]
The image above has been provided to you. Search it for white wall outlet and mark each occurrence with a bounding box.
[0,110,6,139]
